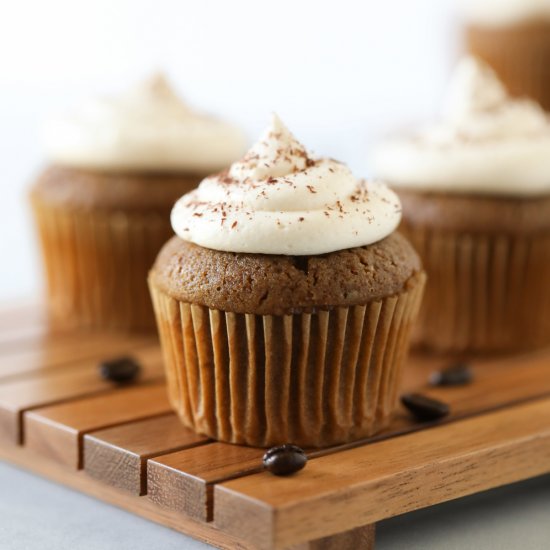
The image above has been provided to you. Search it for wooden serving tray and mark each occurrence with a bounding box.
[1,300,550,549]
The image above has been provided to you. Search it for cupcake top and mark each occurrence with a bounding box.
[171,115,402,256]
[461,0,550,26]
[44,74,246,173]
[373,57,550,196]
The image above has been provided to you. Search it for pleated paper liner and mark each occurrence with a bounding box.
[149,271,425,448]
[402,222,550,354]
[466,24,550,110]
[31,198,173,332]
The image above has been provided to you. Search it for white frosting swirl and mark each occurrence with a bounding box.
[44,74,247,173]
[373,57,550,196]
[171,115,401,255]
[461,0,550,26]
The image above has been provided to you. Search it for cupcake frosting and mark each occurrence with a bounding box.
[44,74,246,173]
[171,115,401,255]
[373,57,550,196]
[461,0,550,26]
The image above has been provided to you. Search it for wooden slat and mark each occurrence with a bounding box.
[214,398,550,549]
[0,346,164,445]
[84,414,208,495]
[147,442,265,521]
[411,350,550,416]
[0,331,157,381]
[0,442,375,550]
[24,383,171,469]
[139,349,550,523]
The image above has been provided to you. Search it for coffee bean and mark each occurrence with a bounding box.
[263,444,307,476]
[401,393,450,422]
[430,362,473,387]
[99,356,141,384]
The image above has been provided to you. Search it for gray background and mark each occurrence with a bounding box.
[1,461,549,549]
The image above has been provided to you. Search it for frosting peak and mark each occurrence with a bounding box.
[444,57,507,121]
[229,115,312,180]
[171,116,401,255]
[127,73,192,113]
[373,57,550,196]
[438,57,548,140]
[44,73,247,173]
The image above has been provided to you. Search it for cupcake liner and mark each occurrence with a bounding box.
[402,222,550,354]
[466,24,550,110]
[149,272,425,448]
[31,197,173,331]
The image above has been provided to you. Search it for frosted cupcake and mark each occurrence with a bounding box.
[373,57,550,354]
[463,0,550,110]
[149,115,425,448]
[30,74,246,331]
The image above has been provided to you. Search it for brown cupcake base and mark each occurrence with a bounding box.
[149,272,425,448]
[30,166,204,332]
[398,191,550,354]
[31,200,173,331]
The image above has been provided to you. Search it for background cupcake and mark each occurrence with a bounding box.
[463,0,550,110]
[373,56,550,354]
[30,74,246,331]
[149,115,425,448]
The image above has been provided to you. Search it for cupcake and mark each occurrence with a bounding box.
[30,74,246,331]
[149,115,425,448]
[373,57,550,354]
[463,0,550,110]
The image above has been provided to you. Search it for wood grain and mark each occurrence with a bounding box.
[84,414,208,495]
[4,302,550,549]
[0,346,164,445]
[215,397,550,549]
[0,330,157,381]
[24,383,171,469]
[147,442,265,521]
[138,348,550,524]
[406,349,550,416]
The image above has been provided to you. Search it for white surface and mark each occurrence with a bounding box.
[0,0,459,301]
[1,461,549,549]
[1,2,548,549]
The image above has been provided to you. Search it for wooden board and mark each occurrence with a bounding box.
[25,383,172,468]
[0,345,164,445]
[1,301,550,550]
[84,414,209,495]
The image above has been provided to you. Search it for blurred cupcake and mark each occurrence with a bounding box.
[463,0,550,110]
[30,74,246,331]
[149,115,425,448]
[373,57,550,354]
